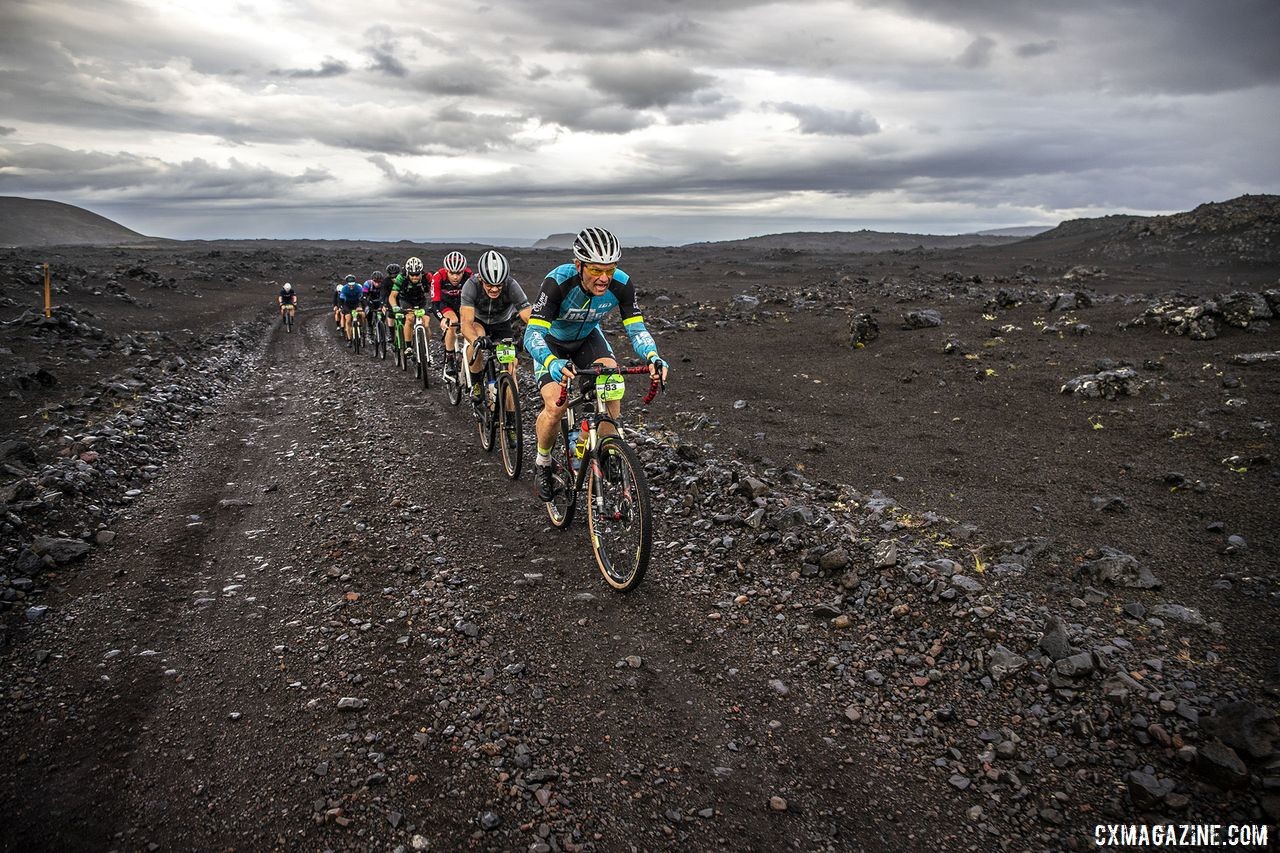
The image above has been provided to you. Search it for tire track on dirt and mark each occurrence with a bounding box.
[5,308,953,851]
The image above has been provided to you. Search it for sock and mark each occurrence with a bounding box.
[536,447,551,465]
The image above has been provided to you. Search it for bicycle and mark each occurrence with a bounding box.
[281,304,295,332]
[408,308,433,389]
[370,306,389,360]
[543,364,663,591]
[389,308,409,368]
[350,304,366,354]
[463,338,523,478]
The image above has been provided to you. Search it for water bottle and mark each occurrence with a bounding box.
[486,378,497,406]
[568,427,584,473]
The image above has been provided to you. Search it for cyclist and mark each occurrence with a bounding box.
[362,270,385,341]
[337,274,364,345]
[380,263,402,346]
[460,250,532,395]
[431,251,473,377]
[278,282,297,323]
[332,281,344,328]
[524,227,669,502]
[389,257,431,353]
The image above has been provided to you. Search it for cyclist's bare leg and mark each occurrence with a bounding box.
[536,382,568,454]
[443,311,459,356]
[594,357,621,437]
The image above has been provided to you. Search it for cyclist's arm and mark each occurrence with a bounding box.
[523,278,565,372]
[389,285,401,309]
[430,271,443,308]
[459,305,483,342]
[611,277,659,363]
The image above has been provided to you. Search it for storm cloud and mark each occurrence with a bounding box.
[0,0,1275,241]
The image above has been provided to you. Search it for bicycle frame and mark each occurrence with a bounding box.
[556,365,660,496]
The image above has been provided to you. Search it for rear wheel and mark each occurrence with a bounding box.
[545,419,576,529]
[587,435,651,592]
[497,372,522,479]
[376,319,388,360]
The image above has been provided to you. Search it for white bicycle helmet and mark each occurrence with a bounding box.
[405,257,424,275]
[443,251,467,273]
[283,282,292,292]
[476,250,509,286]
[572,227,621,264]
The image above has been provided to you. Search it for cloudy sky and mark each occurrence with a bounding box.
[1,0,1277,243]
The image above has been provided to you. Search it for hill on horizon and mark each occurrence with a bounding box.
[683,229,1026,253]
[1021,193,1280,266]
[0,197,161,247]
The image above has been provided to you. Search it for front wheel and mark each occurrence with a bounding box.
[587,435,651,592]
[497,372,522,479]
[445,352,462,406]
[415,331,430,389]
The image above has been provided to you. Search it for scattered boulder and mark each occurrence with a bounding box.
[1201,702,1278,759]
[1038,617,1078,661]
[849,313,879,347]
[1195,740,1249,789]
[30,536,91,564]
[987,645,1028,682]
[903,309,943,329]
[1079,547,1162,589]
[1061,366,1141,399]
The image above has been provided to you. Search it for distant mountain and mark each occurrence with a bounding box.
[532,233,575,250]
[1023,194,1280,265]
[684,229,1025,253]
[972,225,1053,237]
[0,197,160,247]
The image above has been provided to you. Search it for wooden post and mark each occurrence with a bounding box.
[43,263,51,318]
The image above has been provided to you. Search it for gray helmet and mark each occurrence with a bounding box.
[476,250,510,286]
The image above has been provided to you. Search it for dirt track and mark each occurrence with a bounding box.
[2,308,964,851]
[2,241,1278,852]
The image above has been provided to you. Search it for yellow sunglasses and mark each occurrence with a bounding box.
[582,264,616,278]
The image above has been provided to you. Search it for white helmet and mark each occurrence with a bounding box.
[405,257,424,275]
[573,227,621,264]
[283,282,292,292]
[476,250,509,286]
[443,251,467,273]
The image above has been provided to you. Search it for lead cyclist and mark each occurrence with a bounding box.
[523,226,669,502]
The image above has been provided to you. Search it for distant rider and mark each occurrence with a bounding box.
[278,282,297,323]
[431,251,472,377]
[524,227,668,502]
[337,274,364,345]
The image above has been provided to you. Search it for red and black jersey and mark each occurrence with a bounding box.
[430,267,472,305]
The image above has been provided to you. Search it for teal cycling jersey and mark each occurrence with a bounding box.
[523,263,658,371]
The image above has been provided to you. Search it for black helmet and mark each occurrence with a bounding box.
[372,270,385,282]
[386,263,401,277]
[345,274,357,283]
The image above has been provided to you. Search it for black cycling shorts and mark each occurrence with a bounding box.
[535,327,615,388]
[477,319,515,342]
